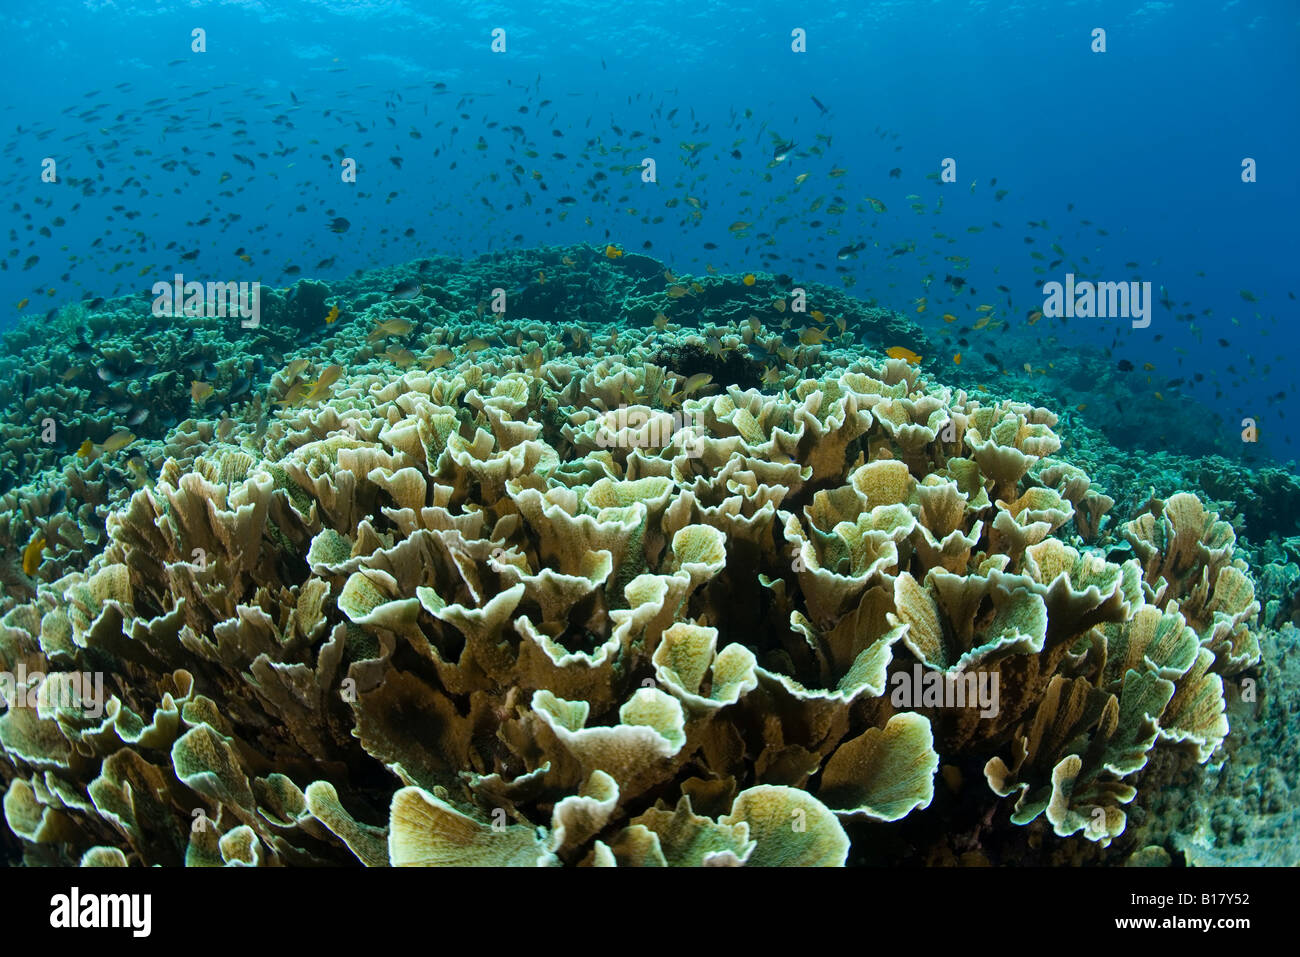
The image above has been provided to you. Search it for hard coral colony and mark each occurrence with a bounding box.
[0,263,1265,867]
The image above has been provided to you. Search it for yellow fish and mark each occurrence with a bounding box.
[973,315,992,330]
[865,197,886,214]
[728,221,752,233]
[23,535,45,576]
[191,380,215,404]
[666,284,689,298]
[101,430,135,454]
[976,304,994,312]
[1027,310,1043,325]
[773,299,786,313]
[315,365,344,390]
[463,338,490,353]
[742,273,756,286]
[385,347,416,369]
[794,173,809,185]
[953,352,962,365]
[799,326,829,346]
[325,304,339,324]
[679,372,712,399]
[422,348,454,370]
[76,438,94,459]
[275,382,313,408]
[653,312,669,330]
[16,298,29,310]
[368,318,414,341]
[886,346,922,365]
[604,244,623,259]
[562,255,576,266]
[284,358,311,380]
[942,313,957,323]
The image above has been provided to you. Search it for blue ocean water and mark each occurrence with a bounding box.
[1,0,1296,460]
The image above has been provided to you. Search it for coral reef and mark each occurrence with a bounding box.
[0,255,1268,864]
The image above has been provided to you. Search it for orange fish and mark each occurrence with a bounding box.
[952,352,962,365]
[886,346,922,365]
[325,304,340,324]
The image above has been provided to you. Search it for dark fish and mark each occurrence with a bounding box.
[836,242,866,260]
[1117,359,1134,372]
[773,139,795,163]
[389,279,422,298]
[810,95,829,115]
[888,168,902,178]
[48,488,67,513]
[328,217,350,233]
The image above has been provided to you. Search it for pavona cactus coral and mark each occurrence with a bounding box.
[0,318,1260,866]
